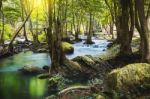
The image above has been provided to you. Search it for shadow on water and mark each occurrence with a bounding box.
[0,72,48,99]
[0,51,51,99]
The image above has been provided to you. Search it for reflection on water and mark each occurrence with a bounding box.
[0,39,109,99]
[0,72,48,99]
[0,51,51,72]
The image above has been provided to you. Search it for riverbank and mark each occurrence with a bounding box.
[45,39,150,99]
[0,38,149,99]
[0,39,110,99]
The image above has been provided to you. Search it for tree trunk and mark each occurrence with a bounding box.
[113,0,122,44]
[34,10,39,44]
[20,0,28,41]
[109,22,114,39]
[52,18,65,69]
[64,0,68,40]
[119,0,132,56]
[0,1,4,45]
[8,11,32,52]
[0,9,4,45]
[0,0,2,10]
[47,0,66,72]
[104,0,114,40]
[75,18,80,41]
[86,13,94,44]
[136,0,150,63]
[129,0,134,44]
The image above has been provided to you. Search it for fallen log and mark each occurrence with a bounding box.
[8,10,33,52]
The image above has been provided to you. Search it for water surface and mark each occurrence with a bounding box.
[0,39,109,99]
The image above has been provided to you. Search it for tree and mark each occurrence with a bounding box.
[8,10,32,52]
[135,0,150,63]
[46,0,65,72]
[0,0,4,44]
[20,0,28,41]
[118,0,134,56]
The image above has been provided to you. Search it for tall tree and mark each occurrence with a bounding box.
[119,0,133,56]
[0,0,4,45]
[135,0,150,63]
[20,0,28,41]
[47,0,66,72]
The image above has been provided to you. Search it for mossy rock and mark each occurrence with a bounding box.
[71,55,111,78]
[63,60,81,71]
[61,42,74,54]
[19,65,45,74]
[105,63,150,93]
[72,55,95,66]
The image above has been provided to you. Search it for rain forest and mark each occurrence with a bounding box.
[0,0,150,99]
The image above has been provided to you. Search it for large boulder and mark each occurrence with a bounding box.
[71,55,111,79]
[104,63,150,95]
[72,55,95,67]
[73,55,111,71]
[19,65,45,74]
[61,42,74,54]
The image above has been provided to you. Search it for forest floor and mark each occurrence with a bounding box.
[45,38,150,99]
[0,36,149,99]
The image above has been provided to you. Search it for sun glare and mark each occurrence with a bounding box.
[35,0,42,7]
[31,0,42,8]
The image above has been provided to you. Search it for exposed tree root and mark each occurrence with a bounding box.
[58,84,103,99]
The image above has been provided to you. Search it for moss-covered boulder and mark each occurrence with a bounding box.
[61,42,74,54]
[70,55,111,79]
[105,63,150,94]
[72,55,95,67]
[63,59,81,71]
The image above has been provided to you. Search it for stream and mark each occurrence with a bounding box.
[0,39,109,99]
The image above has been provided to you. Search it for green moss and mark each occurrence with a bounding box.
[61,42,74,54]
[99,44,120,60]
[73,55,95,66]
[105,63,150,92]
[48,74,72,90]
[63,60,81,71]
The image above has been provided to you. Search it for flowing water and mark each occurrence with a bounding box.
[0,39,109,99]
